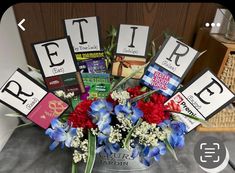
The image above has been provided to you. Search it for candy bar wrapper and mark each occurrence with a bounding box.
[78,58,107,73]
[81,73,111,99]
[112,55,146,79]
[44,72,85,95]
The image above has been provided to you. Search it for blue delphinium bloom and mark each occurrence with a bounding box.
[90,100,113,132]
[45,119,77,151]
[131,140,166,166]
[114,104,143,124]
[159,120,186,149]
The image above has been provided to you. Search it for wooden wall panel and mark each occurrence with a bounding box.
[13,2,221,72]
[126,3,190,49]
[95,3,126,45]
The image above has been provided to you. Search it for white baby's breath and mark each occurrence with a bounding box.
[54,90,75,99]
[73,150,82,163]
[116,114,132,131]
[132,121,167,146]
[109,126,122,143]
[111,90,130,105]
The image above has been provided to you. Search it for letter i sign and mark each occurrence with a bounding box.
[116,24,149,57]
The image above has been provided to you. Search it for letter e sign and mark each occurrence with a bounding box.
[33,37,77,78]
[116,24,149,57]
[182,70,235,118]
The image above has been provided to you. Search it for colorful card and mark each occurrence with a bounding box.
[78,58,107,74]
[116,24,149,57]
[141,36,200,97]
[0,69,68,129]
[141,64,181,97]
[81,73,111,99]
[112,55,146,79]
[33,37,85,95]
[64,16,101,53]
[165,69,235,132]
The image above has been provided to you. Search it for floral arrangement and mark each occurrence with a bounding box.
[42,65,205,173]
[46,82,190,172]
[6,27,206,173]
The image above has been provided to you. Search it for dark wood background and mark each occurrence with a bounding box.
[13,3,221,82]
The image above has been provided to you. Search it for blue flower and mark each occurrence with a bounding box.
[45,119,77,151]
[90,100,113,132]
[159,120,186,149]
[96,138,120,155]
[90,99,113,113]
[131,141,166,166]
[114,104,143,124]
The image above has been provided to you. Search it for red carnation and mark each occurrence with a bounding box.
[137,93,170,124]
[127,86,146,98]
[150,93,168,104]
[68,99,96,129]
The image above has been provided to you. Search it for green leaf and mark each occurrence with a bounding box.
[123,118,143,150]
[4,113,23,118]
[71,161,77,173]
[71,96,81,110]
[111,62,150,92]
[16,122,33,129]
[130,89,158,103]
[85,130,96,173]
[168,111,211,127]
[27,65,41,73]
[164,139,178,161]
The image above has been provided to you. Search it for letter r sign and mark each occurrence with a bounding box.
[155,36,199,78]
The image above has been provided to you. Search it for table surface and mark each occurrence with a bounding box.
[0,125,235,173]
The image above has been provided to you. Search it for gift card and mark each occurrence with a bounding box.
[141,36,200,97]
[0,69,68,129]
[81,73,111,99]
[165,69,235,132]
[141,64,181,97]
[116,24,149,57]
[112,55,146,79]
[33,37,85,95]
[64,16,101,53]
[78,58,107,74]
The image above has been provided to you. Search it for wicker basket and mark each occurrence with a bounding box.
[197,54,235,132]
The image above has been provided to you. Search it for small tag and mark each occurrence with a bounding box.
[0,69,68,129]
[141,36,200,97]
[165,69,235,132]
[64,16,101,53]
[33,37,85,94]
[116,24,149,57]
